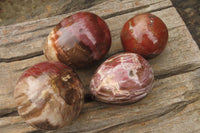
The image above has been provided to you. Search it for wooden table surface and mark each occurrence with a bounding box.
[1,0,200,132]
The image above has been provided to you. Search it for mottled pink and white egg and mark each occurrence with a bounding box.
[90,53,154,104]
[14,62,84,130]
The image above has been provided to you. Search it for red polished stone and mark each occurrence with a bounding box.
[44,12,111,68]
[14,62,84,130]
[90,53,154,104]
[121,13,168,58]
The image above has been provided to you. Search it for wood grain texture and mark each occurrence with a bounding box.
[56,68,200,133]
[0,8,200,115]
[0,0,172,62]
[99,69,200,133]
[0,0,171,37]
[1,7,200,117]
[1,68,200,133]
[0,0,174,117]
[0,0,200,132]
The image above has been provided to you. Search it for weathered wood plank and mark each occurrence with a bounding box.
[0,0,173,116]
[150,25,200,78]
[101,101,200,133]
[1,68,200,133]
[1,7,200,117]
[55,68,200,133]
[0,0,172,62]
[1,0,200,132]
[0,116,36,133]
[0,0,171,37]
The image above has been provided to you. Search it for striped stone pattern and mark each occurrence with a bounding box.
[14,62,84,130]
[90,53,154,104]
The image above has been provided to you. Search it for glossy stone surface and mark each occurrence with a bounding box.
[14,62,84,130]
[44,12,111,68]
[90,53,154,104]
[121,13,168,58]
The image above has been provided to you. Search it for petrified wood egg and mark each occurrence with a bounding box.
[90,53,154,104]
[121,13,168,58]
[14,62,84,130]
[44,12,111,68]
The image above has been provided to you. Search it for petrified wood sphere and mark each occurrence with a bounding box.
[121,13,168,58]
[44,12,111,68]
[90,53,154,104]
[14,62,84,130]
